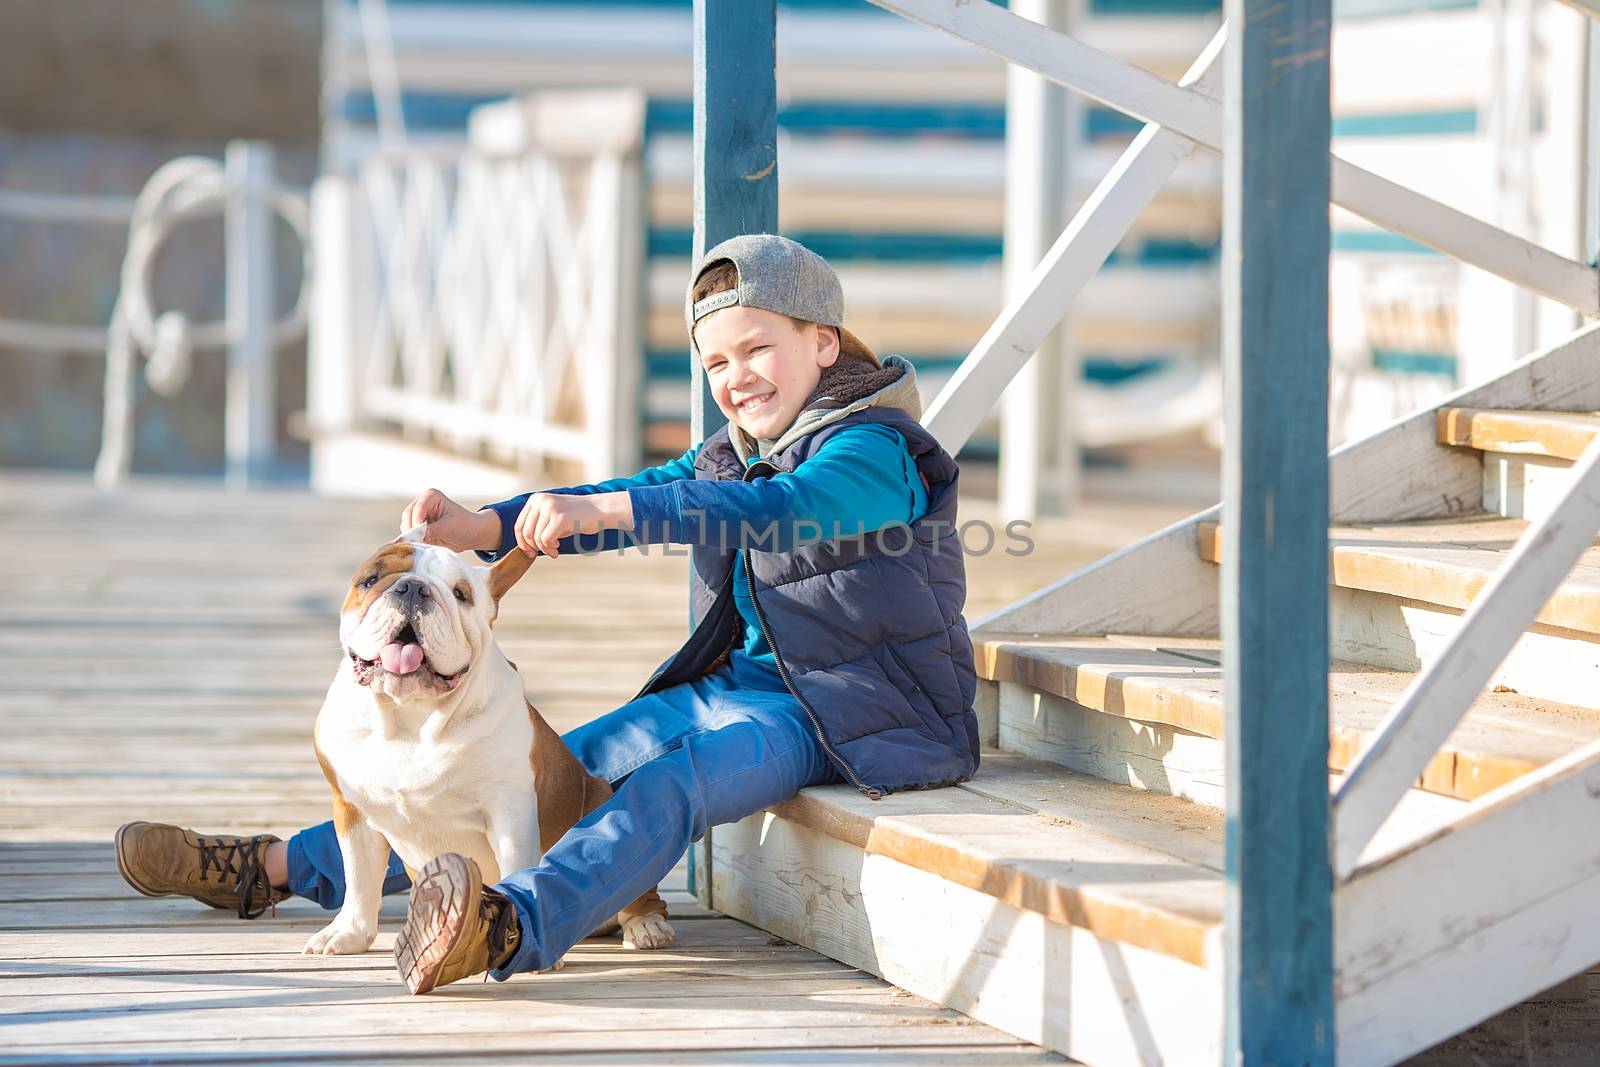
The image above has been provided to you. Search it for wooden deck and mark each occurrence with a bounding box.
[0,470,1185,1065]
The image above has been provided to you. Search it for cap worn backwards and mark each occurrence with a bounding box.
[684,233,844,357]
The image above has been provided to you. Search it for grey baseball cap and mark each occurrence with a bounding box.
[684,233,845,356]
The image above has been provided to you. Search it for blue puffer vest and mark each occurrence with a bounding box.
[629,406,981,797]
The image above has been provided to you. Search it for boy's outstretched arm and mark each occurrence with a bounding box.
[473,445,699,563]
[624,425,928,553]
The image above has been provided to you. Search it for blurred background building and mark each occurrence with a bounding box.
[1,0,1592,515]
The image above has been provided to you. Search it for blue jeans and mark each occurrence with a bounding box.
[283,650,840,979]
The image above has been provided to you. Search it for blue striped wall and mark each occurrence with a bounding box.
[645,349,1174,384]
[646,228,1215,264]
[1371,348,1456,376]
[342,91,1480,145]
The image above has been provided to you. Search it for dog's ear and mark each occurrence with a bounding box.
[393,523,428,545]
[485,548,535,603]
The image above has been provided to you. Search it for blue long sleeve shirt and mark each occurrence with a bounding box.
[475,424,930,667]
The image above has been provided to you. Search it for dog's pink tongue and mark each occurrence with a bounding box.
[379,642,424,674]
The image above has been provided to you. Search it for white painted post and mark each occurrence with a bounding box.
[308,175,359,444]
[225,140,278,489]
[1001,0,1069,523]
[1530,1,1588,349]
[1584,21,1600,268]
[1458,0,1539,387]
[586,154,624,484]
[613,134,646,477]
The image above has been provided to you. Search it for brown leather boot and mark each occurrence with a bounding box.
[394,852,521,994]
[114,821,288,919]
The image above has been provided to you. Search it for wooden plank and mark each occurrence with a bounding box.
[0,923,803,966]
[1198,515,1600,638]
[0,893,715,926]
[713,810,1222,1066]
[976,634,1598,802]
[0,956,861,991]
[1334,438,1600,877]
[1220,0,1334,1054]
[0,1005,1001,1055]
[1328,582,1600,714]
[767,759,1224,967]
[997,679,1232,806]
[992,682,1470,871]
[0,1049,1053,1067]
[0,1028,1029,1064]
[1337,741,1600,1065]
[0,977,907,1015]
[1437,407,1600,462]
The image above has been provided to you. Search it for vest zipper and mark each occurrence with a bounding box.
[739,456,882,801]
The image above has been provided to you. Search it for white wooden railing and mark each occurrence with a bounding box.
[872,0,1600,888]
[308,88,646,485]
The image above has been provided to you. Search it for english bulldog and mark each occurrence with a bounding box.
[303,527,675,960]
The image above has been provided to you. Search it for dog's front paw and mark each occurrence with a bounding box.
[537,957,565,974]
[621,914,675,950]
[303,920,376,955]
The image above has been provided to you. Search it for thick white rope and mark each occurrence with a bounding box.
[94,156,311,488]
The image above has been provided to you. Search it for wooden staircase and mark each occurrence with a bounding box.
[708,325,1600,1065]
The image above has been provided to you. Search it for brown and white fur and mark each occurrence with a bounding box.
[303,529,674,958]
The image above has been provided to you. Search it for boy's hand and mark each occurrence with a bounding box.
[513,492,633,559]
[399,489,500,553]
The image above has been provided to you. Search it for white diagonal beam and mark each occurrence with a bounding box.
[923,26,1226,456]
[872,0,1600,315]
[1331,430,1600,879]
[1555,0,1600,20]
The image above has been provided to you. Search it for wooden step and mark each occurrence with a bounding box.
[1196,515,1600,705]
[1201,514,1600,634]
[1437,407,1600,462]
[710,751,1226,1065]
[1437,407,1600,521]
[972,632,1600,804]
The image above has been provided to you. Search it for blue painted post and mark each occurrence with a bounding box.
[1221,0,1334,1059]
[690,0,779,445]
[686,0,778,907]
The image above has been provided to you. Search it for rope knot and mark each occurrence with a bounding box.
[144,310,195,397]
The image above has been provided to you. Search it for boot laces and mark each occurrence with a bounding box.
[197,835,278,920]
[483,888,520,972]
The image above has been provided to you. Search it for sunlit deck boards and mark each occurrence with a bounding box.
[0,471,1128,1066]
